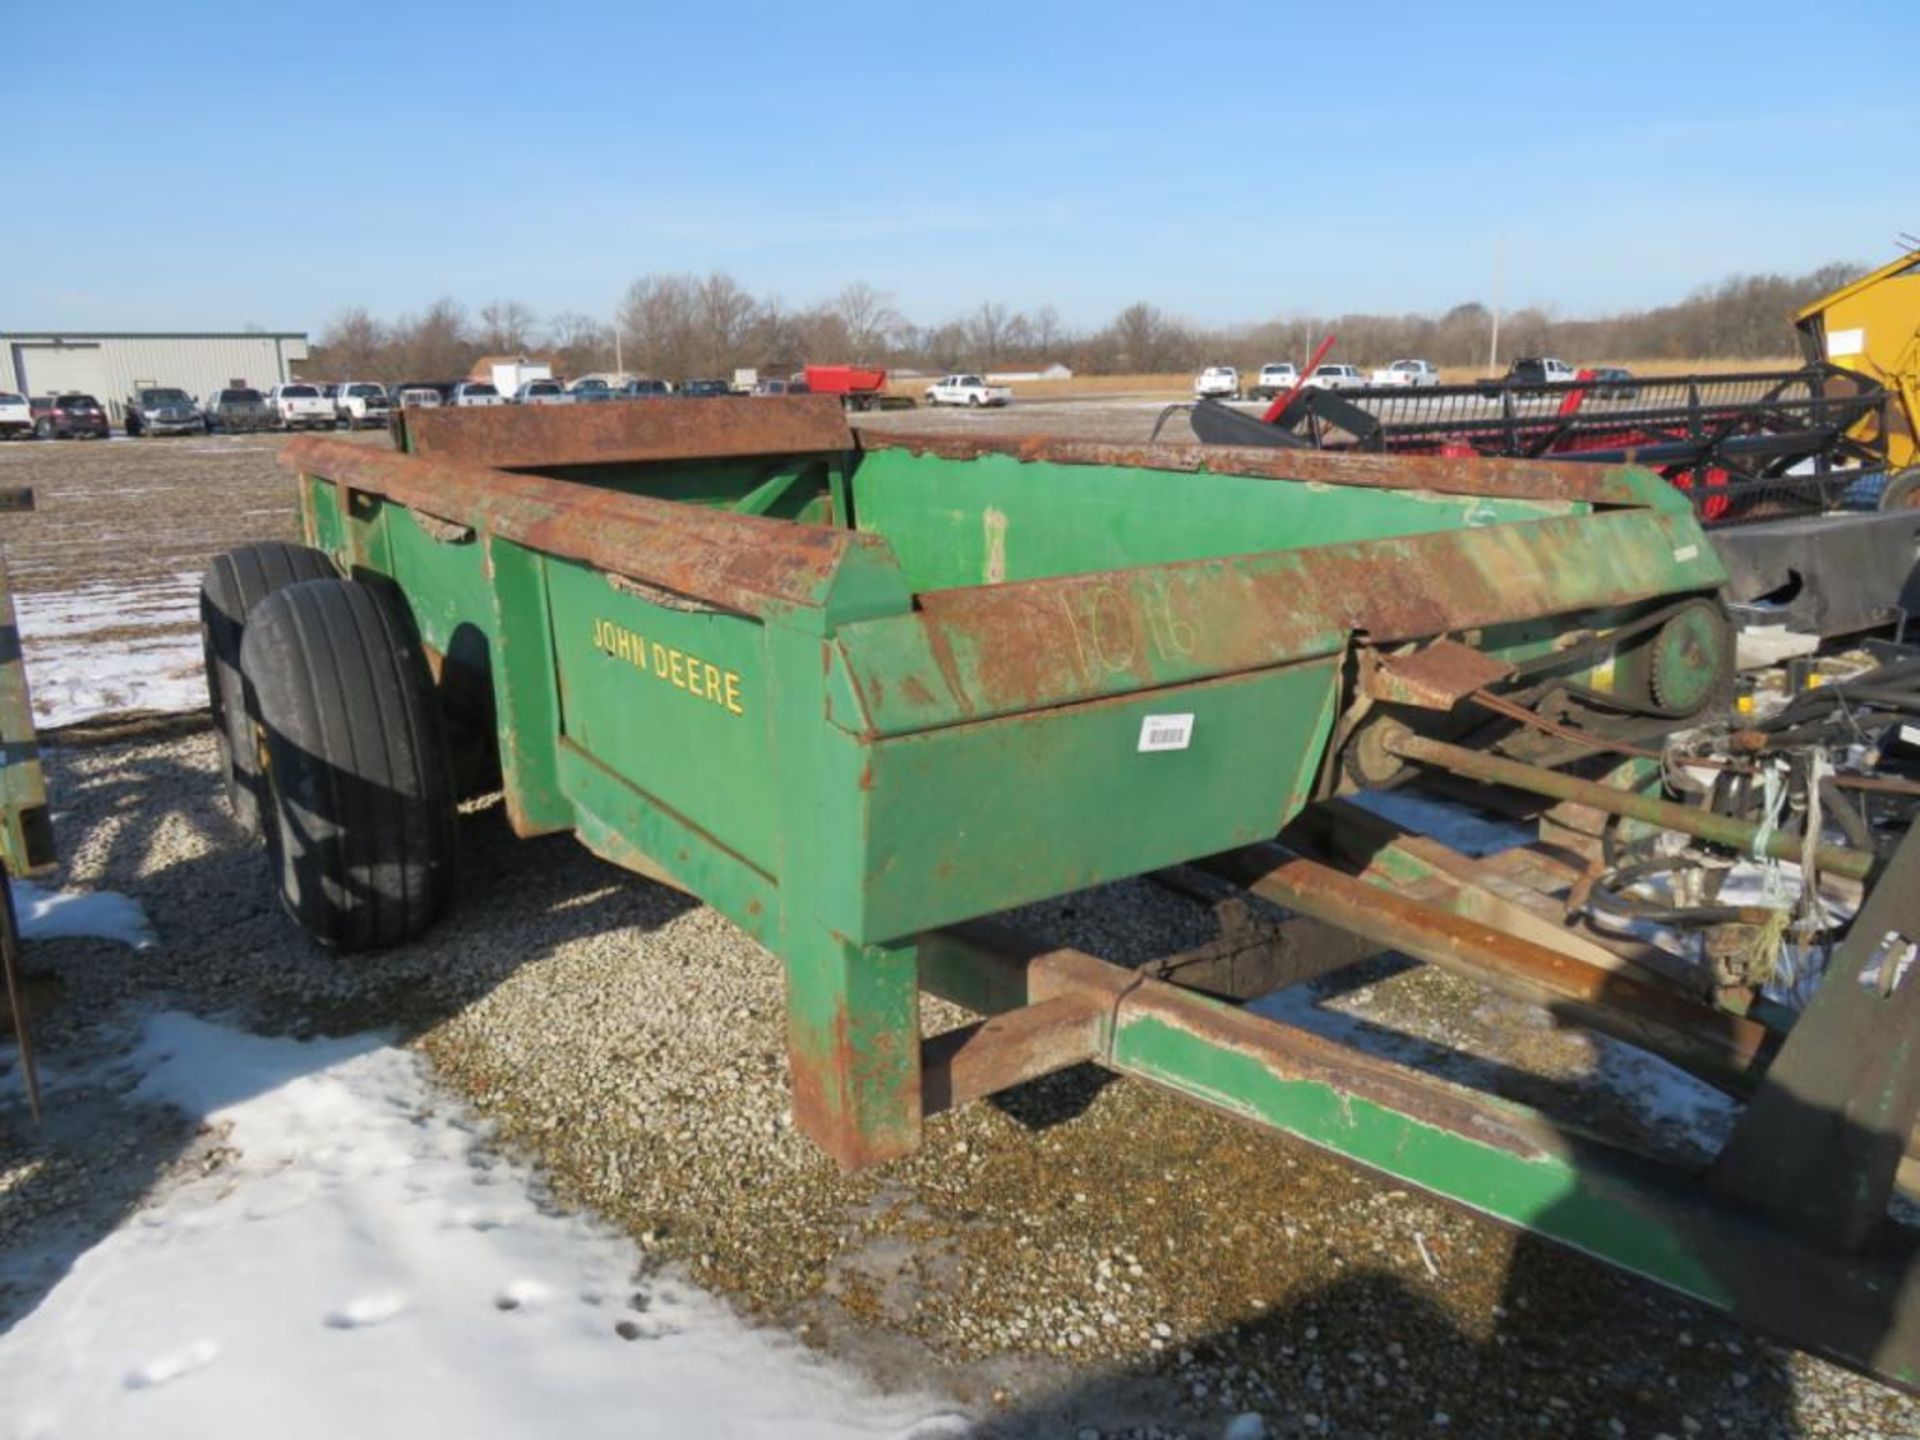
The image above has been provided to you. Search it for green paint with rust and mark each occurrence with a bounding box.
[850,448,1584,591]
[1109,1009,1731,1303]
[0,553,52,877]
[291,441,1726,1172]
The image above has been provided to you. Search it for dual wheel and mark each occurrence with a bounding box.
[200,544,455,951]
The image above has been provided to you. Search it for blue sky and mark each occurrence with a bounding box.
[7,0,1915,336]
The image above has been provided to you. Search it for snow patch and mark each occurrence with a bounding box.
[14,574,206,727]
[0,1014,957,1440]
[1348,788,1532,858]
[11,878,156,949]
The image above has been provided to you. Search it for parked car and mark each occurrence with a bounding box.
[618,378,672,399]
[1247,363,1300,400]
[566,377,619,403]
[750,377,808,396]
[332,381,391,430]
[1369,359,1439,388]
[924,374,1013,408]
[1498,357,1578,392]
[30,393,110,439]
[448,381,506,408]
[0,392,35,440]
[205,386,272,433]
[267,383,335,431]
[679,378,732,398]
[1193,366,1241,400]
[1300,364,1366,391]
[1590,366,1639,401]
[124,386,206,437]
[394,382,445,409]
[513,379,569,405]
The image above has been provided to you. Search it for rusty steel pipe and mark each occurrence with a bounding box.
[1383,729,1877,882]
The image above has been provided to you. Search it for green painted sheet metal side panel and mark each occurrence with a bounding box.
[304,475,347,561]
[829,508,1727,738]
[488,539,571,833]
[0,551,52,877]
[852,662,1341,944]
[378,507,502,657]
[850,448,1582,592]
[1108,1009,1730,1299]
[545,556,779,875]
[554,740,777,943]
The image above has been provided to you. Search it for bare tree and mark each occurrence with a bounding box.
[1030,304,1068,360]
[546,311,613,376]
[618,274,701,379]
[289,255,1867,391]
[314,307,386,379]
[616,271,760,378]
[964,301,1010,368]
[831,283,903,362]
[478,299,539,353]
[1103,302,1190,373]
[695,273,760,374]
[392,297,473,380]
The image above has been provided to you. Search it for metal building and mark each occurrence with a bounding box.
[0,331,310,423]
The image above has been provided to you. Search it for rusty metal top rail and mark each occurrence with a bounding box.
[281,435,894,619]
[395,393,855,468]
[856,430,1661,508]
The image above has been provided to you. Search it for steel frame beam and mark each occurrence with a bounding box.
[914,912,1920,1393]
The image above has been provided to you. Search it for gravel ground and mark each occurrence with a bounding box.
[3,422,1920,1437]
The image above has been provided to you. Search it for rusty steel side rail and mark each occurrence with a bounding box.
[398,394,855,468]
[856,430,1663,507]
[1385,729,1877,883]
[1198,843,1776,1090]
[282,435,905,620]
[832,507,1727,734]
[917,922,1920,1393]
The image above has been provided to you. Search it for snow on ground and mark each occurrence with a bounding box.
[14,574,206,727]
[1250,971,1738,1159]
[0,1014,965,1440]
[11,878,157,949]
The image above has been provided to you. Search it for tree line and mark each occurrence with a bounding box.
[307,261,1861,383]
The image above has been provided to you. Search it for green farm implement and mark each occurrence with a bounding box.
[201,398,1920,1390]
[0,483,59,1119]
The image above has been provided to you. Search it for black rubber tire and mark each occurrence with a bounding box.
[239,578,455,951]
[200,542,339,835]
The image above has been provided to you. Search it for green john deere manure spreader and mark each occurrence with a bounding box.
[199,397,1920,1388]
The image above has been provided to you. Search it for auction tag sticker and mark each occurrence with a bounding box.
[1138,713,1195,753]
[1827,327,1866,358]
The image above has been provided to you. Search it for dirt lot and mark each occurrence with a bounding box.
[2,422,1916,1437]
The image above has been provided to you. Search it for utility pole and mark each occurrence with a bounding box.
[1488,237,1506,373]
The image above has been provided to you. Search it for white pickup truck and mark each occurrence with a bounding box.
[924,374,1012,408]
[1370,359,1439,387]
[1247,363,1299,401]
[1299,364,1367,391]
[1193,365,1241,400]
[267,383,336,431]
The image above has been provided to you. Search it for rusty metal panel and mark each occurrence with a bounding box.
[832,507,1726,735]
[1363,639,1515,709]
[857,429,1654,507]
[283,436,905,619]
[1199,842,1776,1088]
[920,995,1104,1115]
[399,395,854,468]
